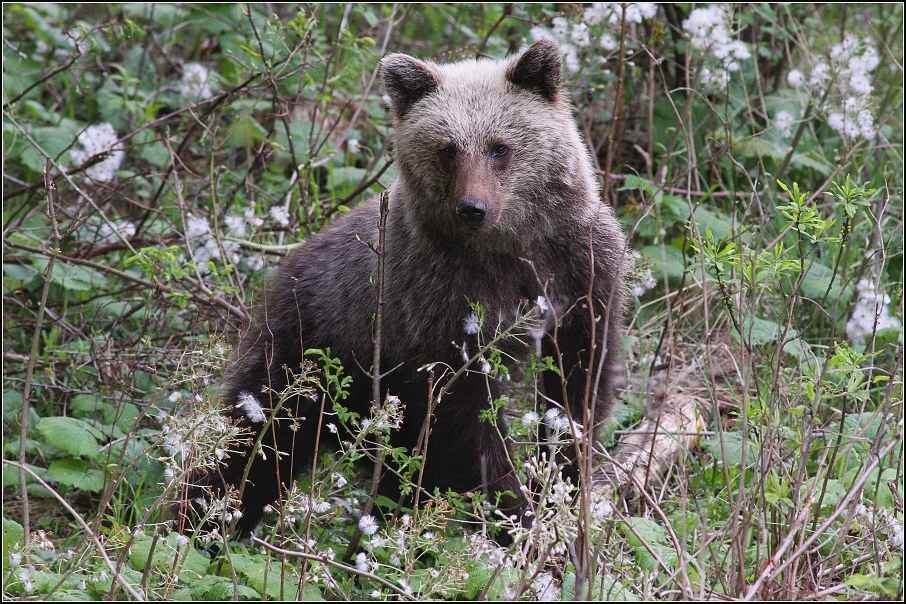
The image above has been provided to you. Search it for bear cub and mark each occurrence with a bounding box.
[185,39,626,537]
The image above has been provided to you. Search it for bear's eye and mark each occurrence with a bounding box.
[438,145,457,161]
[490,144,510,158]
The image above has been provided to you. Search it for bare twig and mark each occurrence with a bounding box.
[17,160,63,544]
[342,190,390,563]
[252,536,416,600]
[4,460,145,601]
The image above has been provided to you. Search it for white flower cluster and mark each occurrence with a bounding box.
[845,278,901,344]
[530,3,659,73]
[544,407,583,439]
[629,250,658,297]
[69,123,125,182]
[787,34,880,141]
[683,4,752,90]
[186,207,265,272]
[236,391,266,423]
[827,96,877,141]
[180,63,214,103]
[774,110,795,138]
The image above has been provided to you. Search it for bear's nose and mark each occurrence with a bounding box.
[456,197,487,229]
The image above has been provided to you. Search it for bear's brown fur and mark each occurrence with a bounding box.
[185,39,626,536]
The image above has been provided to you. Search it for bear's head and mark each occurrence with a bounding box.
[380,40,598,250]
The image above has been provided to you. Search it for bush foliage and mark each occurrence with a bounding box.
[3,3,902,601]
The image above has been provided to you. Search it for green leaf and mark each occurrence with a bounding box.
[71,394,140,432]
[702,431,756,466]
[3,516,24,565]
[799,260,848,301]
[190,575,260,600]
[3,263,39,284]
[640,244,687,283]
[35,416,101,457]
[732,316,781,345]
[228,553,303,600]
[693,206,735,242]
[30,257,109,291]
[129,534,211,582]
[47,458,106,492]
[618,517,677,572]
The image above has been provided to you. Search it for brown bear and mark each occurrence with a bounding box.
[184,38,626,537]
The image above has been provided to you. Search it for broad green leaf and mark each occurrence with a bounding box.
[189,575,260,600]
[129,534,211,581]
[47,458,106,492]
[702,431,757,467]
[30,257,109,291]
[640,244,687,283]
[693,206,735,242]
[35,416,101,457]
[732,316,781,345]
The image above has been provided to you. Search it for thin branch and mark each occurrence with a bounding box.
[252,536,416,600]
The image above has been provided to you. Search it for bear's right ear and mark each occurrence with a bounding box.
[380,54,440,119]
[506,39,562,102]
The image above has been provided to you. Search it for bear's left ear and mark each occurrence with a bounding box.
[506,39,562,102]
[380,54,440,119]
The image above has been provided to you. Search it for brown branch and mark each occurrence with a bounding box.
[4,240,249,322]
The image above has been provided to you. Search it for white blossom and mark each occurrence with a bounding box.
[313,500,332,514]
[355,552,371,572]
[358,514,379,536]
[180,63,213,102]
[774,110,795,138]
[236,391,266,423]
[463,313,480,335]
[479,357,492,374]
[787,69,805,88]
[269,206,290,227]
[522,411,540,430]
[69,123,125,182]
[845,278,901,343]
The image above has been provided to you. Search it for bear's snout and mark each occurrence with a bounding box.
[455,196,488,229]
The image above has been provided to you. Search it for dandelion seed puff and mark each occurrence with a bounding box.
[358,514,379,536]
[355,552,371,572]
[522,411,540,430]
[600,33,617,51]
[180,63,213,102]
[563,44,581,73]
[809,62,830,88]
[185,216,211,242]
[787,69,805,88]
[269,206,290,227]
[570,22,590,48]
[463,313,480,335]
[544,408,562,430]
[551,17,569,40]
[479,357,492,374]
[9,553,21,568]
[827,112,846,134]
[774,110,795,138]
[848,72,872,95]
[236,391,266,423]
